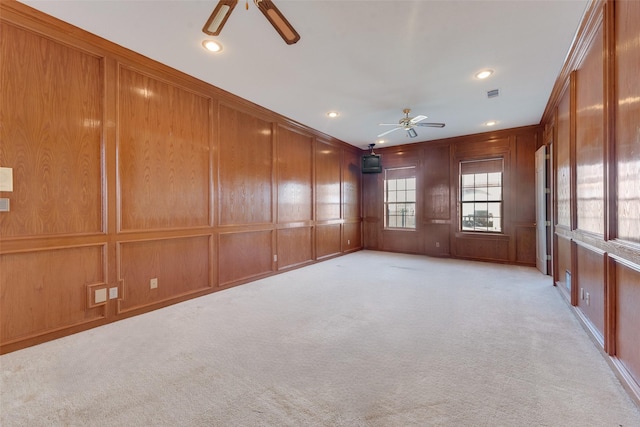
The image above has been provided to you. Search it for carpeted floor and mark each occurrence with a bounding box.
[2,250,639,426]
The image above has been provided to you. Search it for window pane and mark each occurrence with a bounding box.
[487,186,501,200]
[406,189,416,202]
[461,174,475,188]
[397,179,406,191]
[387,191,396,202]
[487,172,501,186]
[459,160,503,233]
[462,187,475,202]
[406,178,416,190]
[387,180,396,191]
[475,188,488,201]
[397,191,406,202]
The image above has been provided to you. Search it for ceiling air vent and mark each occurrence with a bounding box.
[487,89,500,98]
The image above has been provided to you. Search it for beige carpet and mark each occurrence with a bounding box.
[2,250,639,426]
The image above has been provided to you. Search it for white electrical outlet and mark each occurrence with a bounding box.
[150,278,158,289]
[347,239,350,245]
[109,287,118,299]
[436,242,440,248]
[273,255,277,262]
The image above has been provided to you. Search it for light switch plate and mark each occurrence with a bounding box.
[109,287,118,299]
[95,288,107,304]
[0,167,13,192]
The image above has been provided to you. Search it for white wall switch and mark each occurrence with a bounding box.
[150,278,158,289]
[109,287,118,299]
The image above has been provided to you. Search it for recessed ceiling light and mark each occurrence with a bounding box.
[202,40,223,53]
[326,111,339,118]
[485,120,497,126]
[377,139,385,144]
[475,69,494,79]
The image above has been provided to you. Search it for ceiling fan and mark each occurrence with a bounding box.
[203,0,300,45]
[378,108,445,138]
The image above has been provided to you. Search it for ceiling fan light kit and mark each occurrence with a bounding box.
[202,0,300,45]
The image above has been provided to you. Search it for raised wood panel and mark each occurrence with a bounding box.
[556,89,572,227]
[218,230,273,286]
[576,244,605,340]
[516,226,536,265]
[556,235,572,291]
[218,104,273,226]
[575,27,605,235]
[423,144,450,220]
[342,149,361,220]
[277,126,313,224]
[382,231,419,254]
[118,236,210,312]
[455,235,509,262]
[343,221,362,252]
[615,0,640,243]
[615,260,640,389]
[316,223,341,259]
[118,67,210,231]
[0,246,105,344]
[277,227,313,270]
[423,223,450,256]
[514,133,537,224]
[315,141,341,221]
[0,23,103,237]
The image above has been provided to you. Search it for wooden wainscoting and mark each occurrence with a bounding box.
[0,2,362,353]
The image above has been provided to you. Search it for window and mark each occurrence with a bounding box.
[460,158,503,232]
[384,166,416,229]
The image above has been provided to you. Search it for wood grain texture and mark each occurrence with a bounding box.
[514,133,538,224]
[316,223,341,259]
[0,23,103,237]
[118,67,211,231]
[423,144,451,220]
[277,126,313,224]
[342,149,361,220]
[575,27,605,235]
[555,235,572,292]
[615,0,640,244]
[615,260,640,389]
[315,141,341,221]
[556,89,572,228]
[455,235,510,262]
[0,246,105,343]
[218,104,273,226]
[576,244,605,340]
[0,2,363,353]
[343,221,362,252]
[516,226,536,265]
[218,230,273,286]
[118,236,210,312]
[277,226,313,270]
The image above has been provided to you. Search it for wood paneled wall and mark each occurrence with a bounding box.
[0,3,361,353]
[541,0,640,403]
[362,126,541,266]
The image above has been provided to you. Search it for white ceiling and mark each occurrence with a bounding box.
[19,0,588,150]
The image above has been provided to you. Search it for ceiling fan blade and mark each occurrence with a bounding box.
[410,115,428,124]
[415,122,446,128]
[255,0,301,45]
[203,0,238,36]
[378,123,401,126]
[377,127,402,137]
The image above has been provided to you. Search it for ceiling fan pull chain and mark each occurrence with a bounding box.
[246,0,249,10]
